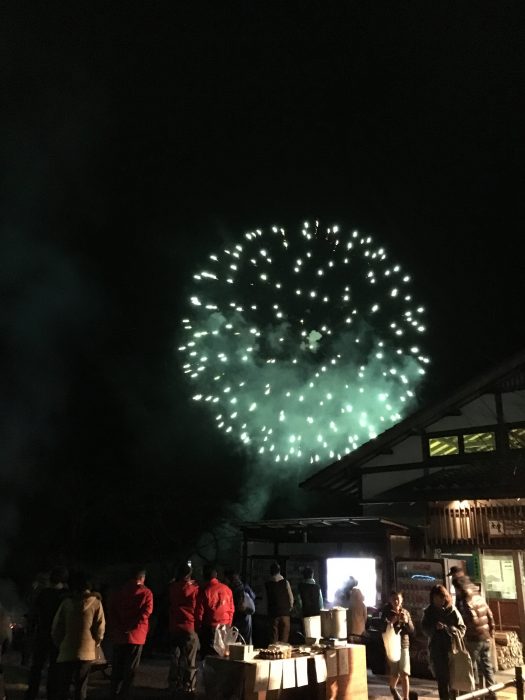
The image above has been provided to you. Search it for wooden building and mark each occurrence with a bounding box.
[301,348,525,638]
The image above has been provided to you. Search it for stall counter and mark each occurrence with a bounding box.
[201,644,368,700]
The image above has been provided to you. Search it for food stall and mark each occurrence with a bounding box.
[200,643,367,700]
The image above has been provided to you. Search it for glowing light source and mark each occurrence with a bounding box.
[180,221,429,465]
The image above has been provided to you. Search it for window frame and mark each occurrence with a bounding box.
[424,421,525,459]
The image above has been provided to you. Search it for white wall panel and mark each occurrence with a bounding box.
[365,436,422,467]
[362,468,426,498]
[502,390,525,423]
[426,394,497,432]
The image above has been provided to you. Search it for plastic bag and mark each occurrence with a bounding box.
[382,622,401,663]
[213,625,239,656]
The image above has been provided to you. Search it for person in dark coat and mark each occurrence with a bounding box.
[422,584,466,700]
[297,567,323,637]
[0,602,13,700]
[224,570,255,645]
[265,562,293,644]
[25,565,69,700]
[454,577,495,690]
[109,568,153,700]
[298,567,323,618]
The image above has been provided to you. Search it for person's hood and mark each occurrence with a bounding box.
[351,588,365,603]
[67,591,102,612]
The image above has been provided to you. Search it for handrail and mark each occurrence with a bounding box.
[456,666,524,700]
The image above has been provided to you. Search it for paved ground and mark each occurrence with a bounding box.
[2,651,518,699]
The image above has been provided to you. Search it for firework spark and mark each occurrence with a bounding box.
[180,222,429,466]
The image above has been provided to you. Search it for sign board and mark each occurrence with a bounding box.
[488,520,524,537]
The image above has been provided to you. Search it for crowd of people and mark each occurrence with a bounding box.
[0,561,499,700]
[19,566,153,700]
[380,566,496,700]
[0,563,256,699]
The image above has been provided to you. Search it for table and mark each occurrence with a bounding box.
[202,644,368,700]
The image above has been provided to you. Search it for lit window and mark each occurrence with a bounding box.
[429,436,459,457]
[509,427,525,450]
[464,432,496,453]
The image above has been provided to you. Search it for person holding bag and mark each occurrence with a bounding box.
[422,584,467,700]
[453,577,495,693]
[195,565,234,658]
[381,591,414,700]
[224,570,256,644]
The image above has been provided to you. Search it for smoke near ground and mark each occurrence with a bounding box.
[180,222,429,521]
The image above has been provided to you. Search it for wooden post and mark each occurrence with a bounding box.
[517,665,524,700]
[513,551,525,643]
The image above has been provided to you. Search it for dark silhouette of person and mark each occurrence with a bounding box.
[225,569,256,644]
[265,562,294,644]
[298,567,323,619]
[25,565,69,700]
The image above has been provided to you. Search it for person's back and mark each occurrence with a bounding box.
[0,604,11,649]
[51,572,105,700]
[168,565,200,693]
[110,569,153,700]
[298,567,322,619]
[454,579,495,691]
[169,578,199,633]
[457,588,494,641]
[35,588,68,641]
[298,581,321,618]
[348,588,367,637]
[197,576,234,627]
[52,589,105,662]
[265,562,293,644]
[226,571,255,644]
[25,565,69,700]
[266,578,290,617]
[196,566,234,658]
[111,578,153,645]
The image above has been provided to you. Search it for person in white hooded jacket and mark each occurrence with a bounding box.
[347,587,368,640]
[52,572,105,700]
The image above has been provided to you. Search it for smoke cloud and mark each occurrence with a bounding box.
[179,223,429,523]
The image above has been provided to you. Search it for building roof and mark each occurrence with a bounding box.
[300,347,525,495]
[240,515,412,541]
[362,452,525,503]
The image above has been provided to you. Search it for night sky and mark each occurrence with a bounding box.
[1,4,524,577]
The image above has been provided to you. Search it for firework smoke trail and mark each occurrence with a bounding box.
[179,221,429,507]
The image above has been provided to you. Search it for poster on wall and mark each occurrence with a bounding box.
[395,559,445,624]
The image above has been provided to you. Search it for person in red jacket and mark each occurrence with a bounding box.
[195,565,234,658]
[109,568,153,700]
[168,563,200,693]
